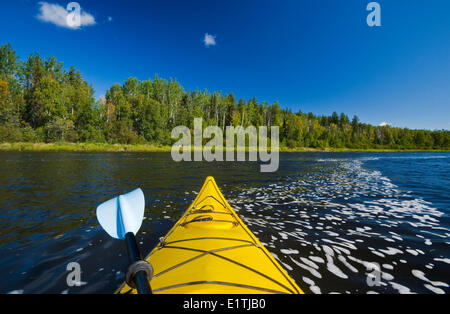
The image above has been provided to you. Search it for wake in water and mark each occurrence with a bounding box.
[2,152,448,294]
[227,157,450,294]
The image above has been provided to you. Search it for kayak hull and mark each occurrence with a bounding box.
[117,177,303,294]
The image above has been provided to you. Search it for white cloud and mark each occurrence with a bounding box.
[379,122,390,127]
[203,33,216,47]
[37,2,96,30]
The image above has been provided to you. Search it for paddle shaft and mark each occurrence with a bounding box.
[125,232,152,294]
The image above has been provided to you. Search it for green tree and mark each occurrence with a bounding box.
[45,117,75,142]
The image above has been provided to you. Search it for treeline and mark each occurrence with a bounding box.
[0,44,449,150]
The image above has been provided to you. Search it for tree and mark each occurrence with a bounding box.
[331,111,339,125]
[0,43,449,151]
[0,44,18,80]
[0,80,8,105]
[46,117,75,142]
[339,113,349,127]
[29,75,64,128]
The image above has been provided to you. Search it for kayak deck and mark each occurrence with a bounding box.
[117,177,303,294]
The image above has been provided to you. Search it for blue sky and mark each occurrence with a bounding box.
[1,0,449,130]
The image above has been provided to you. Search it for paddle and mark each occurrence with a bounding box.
[96,188,153,294]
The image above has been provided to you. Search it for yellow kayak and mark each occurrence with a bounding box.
[116,176,303,294]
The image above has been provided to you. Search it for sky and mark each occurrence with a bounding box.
[0,0,449,130]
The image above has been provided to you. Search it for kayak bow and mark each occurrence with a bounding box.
[116,176,303,294]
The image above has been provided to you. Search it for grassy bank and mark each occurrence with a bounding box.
[0,142,172,152]
[281,147,450,153]
[0,142,448,153]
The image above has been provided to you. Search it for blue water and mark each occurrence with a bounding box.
[0,152,448,294]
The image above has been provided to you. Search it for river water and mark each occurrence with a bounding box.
[0,152,448,294]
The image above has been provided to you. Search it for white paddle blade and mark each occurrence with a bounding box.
[96,188,145,240]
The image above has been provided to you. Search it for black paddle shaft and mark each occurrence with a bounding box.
[124,232,152,294]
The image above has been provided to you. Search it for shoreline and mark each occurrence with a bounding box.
[0,142,448,153]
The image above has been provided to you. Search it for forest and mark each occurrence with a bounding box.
[0,44,449,150]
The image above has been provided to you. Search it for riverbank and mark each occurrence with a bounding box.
[0,142,172,152]
[0,142,448,153]
[281,147,450,153]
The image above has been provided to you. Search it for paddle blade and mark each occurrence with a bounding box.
[96,188,145,240]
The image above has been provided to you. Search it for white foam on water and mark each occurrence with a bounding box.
[300,257,319,270]
[270,252,280,261]
[337,255,358,273]
[390,282,414,294]
[381,272,394,281]
[289,257,322,279]
[280,249,299,255]
[371,251,385,258]
[323,239,357,251]
[411,270,449,288]
[424,284,445,294]
[323,245,348,279]
[303,276,315,286]
[226,155,450,294]
[406,249,419,256]
[281,262,293,271]
[331,245,351,256]
[433,258,450,264]
[310,285,322,294]
[309,256,325,264]
[379,247,403,256]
